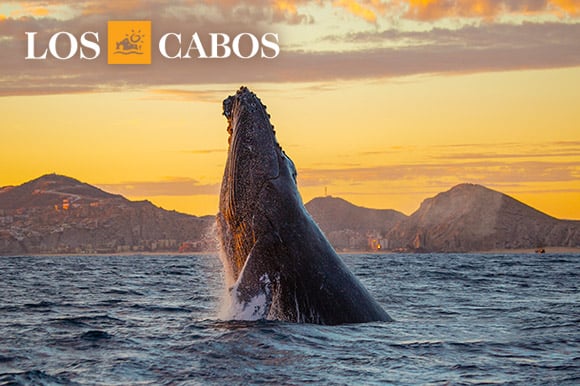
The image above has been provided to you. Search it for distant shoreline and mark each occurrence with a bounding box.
[470,247,580,254]
[2,247,579,258]
[344,247,580,255]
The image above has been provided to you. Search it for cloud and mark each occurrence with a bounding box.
[437,152,580,160]
[431,141,580,160]
[3,1,580,25]
[9,0,315,24]
[181,148,226,155]
[397,0,580,21]
[278,25,580,80]
[297,160,580,188]
[1,2,580,96]
[98,177,219,197]
[143,89,226,103]
[296,140,580,188]
[333,0,381,23]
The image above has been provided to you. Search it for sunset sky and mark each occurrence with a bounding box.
[1,0,579,219]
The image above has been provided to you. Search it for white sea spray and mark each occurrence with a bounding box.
[219,274,271,321]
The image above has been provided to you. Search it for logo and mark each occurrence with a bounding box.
[25,31,100,60]
[107,20,151,64]
[25,20,280,62]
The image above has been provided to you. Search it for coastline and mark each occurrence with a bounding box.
[471,247,580,254]
[2,247,579,258]
[333,247,580,255]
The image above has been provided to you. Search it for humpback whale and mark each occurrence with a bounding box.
[217,87,392,325]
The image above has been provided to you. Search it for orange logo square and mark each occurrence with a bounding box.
[108,20,151,64]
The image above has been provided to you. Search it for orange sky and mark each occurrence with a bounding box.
[1,1,579,219]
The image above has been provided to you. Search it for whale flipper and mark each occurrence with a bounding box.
[232,233,283,319]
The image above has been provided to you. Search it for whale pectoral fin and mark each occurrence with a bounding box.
[233,233,284,319]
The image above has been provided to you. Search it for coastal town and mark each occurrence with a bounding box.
[1,174,579,255]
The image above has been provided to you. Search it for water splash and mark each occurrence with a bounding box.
[217,238,235,289]
[216,223,273,321]
[219,274,271,321]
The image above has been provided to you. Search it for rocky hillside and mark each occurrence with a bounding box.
[385,183,580,252]
[305,196,406,251]
[2,175,578,254]
[0,174,215,255]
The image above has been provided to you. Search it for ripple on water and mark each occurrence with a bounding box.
[0,253,578,385]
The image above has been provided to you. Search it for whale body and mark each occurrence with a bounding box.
[217,87,392,325]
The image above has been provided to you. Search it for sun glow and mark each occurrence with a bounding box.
[1,1,579,219]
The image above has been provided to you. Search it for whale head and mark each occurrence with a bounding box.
[218,86,298,283]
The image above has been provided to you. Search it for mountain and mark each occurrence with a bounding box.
[305,196,406,251]
[385,183,580,252]
[0,174,215,255]
[1,175,578,254]
[0,174,122,210]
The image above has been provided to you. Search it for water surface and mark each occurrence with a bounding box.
[1,253,578,385]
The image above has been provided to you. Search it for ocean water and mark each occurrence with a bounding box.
[0,253,578,385]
